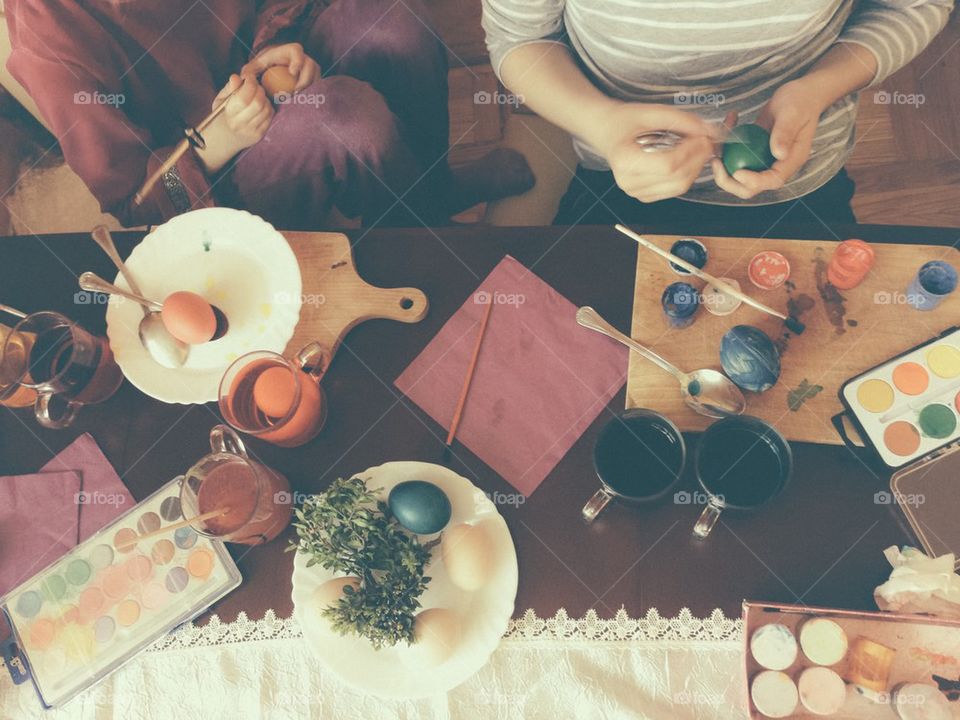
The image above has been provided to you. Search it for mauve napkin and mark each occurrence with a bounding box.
[0,472,81,598]
[0,434,134,598]
[39,434,134,541]
[396,255,628,496]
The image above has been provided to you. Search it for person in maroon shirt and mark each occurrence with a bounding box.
[4,0,533,228]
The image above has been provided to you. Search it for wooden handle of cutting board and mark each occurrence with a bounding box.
[358,287,428,323]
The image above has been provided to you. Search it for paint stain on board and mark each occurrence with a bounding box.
[787,379,824,411]
[813,248,849,335]
[776,280,815,355]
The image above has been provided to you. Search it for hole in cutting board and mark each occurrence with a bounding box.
[400,297,414,310]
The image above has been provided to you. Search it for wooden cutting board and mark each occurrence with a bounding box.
[281,231,428,370]
[626,234,960,445]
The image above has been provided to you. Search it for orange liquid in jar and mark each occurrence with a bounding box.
[226,359,325,447]
[196,459,292,544]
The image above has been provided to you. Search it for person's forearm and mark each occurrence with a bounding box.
[794,43,878,113]
[499,42,619,150]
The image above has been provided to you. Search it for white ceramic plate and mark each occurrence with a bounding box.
[291,461,518,698]
[105,208,302,404]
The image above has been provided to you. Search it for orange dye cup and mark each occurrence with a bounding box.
[218,342,327,448]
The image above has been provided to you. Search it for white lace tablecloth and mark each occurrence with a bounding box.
[0,609,746,719]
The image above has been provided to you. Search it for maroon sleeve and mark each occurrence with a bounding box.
[6,46,215,227]
[252,0,317,55]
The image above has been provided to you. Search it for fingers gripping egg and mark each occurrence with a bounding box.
[311,576,360,634]
[441,522,494,592]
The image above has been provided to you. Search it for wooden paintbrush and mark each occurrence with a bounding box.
[615,224,806,334]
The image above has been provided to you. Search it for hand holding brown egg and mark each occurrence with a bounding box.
[241,43,321,100]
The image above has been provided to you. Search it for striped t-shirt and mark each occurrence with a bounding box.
[482,0,952,205]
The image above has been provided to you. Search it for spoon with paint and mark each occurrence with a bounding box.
[79,272,228,346]
[576,306,746,418]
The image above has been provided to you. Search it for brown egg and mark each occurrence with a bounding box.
[311,576,359,634]
[253,366,298,418]
[408,608,460,667]
[261,66,298,97]
[161,291,217,345]
[441,522,494,592]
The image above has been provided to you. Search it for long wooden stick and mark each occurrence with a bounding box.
[116,507,229,549]
[133,87,239,206]
[615,224,805,334]
[446,298,494,445]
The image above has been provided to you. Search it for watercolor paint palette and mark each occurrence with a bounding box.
[0,477,241,707]
[836,327,960,469]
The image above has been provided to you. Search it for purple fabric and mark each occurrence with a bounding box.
[0,434,134,598]
[230,0,451,228]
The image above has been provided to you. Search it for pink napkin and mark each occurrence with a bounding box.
[0,434,134,598]
[396,255,628,495]
[39,434,134,541]
[0,472,81,598]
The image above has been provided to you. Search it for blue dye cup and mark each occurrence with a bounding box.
[669,238,708,275]
[661,282,699,329]
[907,261,957,311]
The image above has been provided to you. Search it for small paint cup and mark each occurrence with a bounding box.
[907,260,957,311]
[828,239,874,290]
[798,667,847,716]
[748,251,791,290]
[704,278,743,316]
[751,670,798,719]
[661,282,699,329]
[669,238,708,275]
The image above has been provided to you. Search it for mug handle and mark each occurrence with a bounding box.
[210,424,248,458]
[693,497,724,539]
[35,390,81,429]
[295,341,329,382]
[582,487,614,523]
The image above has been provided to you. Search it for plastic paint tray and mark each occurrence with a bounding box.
[0,476,241,707]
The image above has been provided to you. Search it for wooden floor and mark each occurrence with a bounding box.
[431,0,960,228]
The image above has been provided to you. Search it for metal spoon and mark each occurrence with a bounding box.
[576,306,746,418]
[88,226,189,369]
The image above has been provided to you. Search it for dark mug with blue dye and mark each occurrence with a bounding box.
[661,282,700,329]
[692,415,792,539]
[907,261,957,311]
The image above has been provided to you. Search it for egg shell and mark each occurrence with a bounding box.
[722,124,775,175]
[441,522,494,592]
[262,66,298,97]
[407,608,461,668]
[388,481,452,535]
[720,325,781,393]
[253,366,298,418]
[311,576,359,634]
[161,291,217,345]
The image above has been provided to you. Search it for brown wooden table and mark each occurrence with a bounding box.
[1,223,957,625]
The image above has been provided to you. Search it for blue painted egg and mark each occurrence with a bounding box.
[387,480,452,535]
[720,325,781,393]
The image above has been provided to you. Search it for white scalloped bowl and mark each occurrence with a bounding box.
[291,461,519,698]
[105,208,302,404]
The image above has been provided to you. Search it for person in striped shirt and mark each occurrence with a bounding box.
[482,0,953,229]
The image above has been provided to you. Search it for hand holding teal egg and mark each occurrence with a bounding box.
[722,124,775,175]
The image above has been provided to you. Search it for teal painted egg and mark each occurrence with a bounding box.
[387,480,452,535]
[720,325,781,393]
[722,124,775,175]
